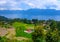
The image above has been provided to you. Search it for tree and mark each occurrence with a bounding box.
[49,20,57,30]
[32,25,46,42]
[57,21,60,30]
[46,29,59,42]
[32,23,60,42]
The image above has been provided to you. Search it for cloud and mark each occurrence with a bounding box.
[10,8,22,10]
[0,8,7,10]
[0,0,60,10]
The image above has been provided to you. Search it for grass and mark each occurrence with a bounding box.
[12,22,33,38]
[15,27,32,38]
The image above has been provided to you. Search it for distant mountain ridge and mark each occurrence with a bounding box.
[0,9,60,20]
[0,9,60,15]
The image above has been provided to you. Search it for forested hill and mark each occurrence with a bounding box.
[0,16,9,22]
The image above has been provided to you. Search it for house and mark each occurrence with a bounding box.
[24,29,34,34]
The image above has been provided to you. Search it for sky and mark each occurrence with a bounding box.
[0,0,60,10]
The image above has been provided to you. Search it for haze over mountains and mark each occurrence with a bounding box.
[0,9,60,20]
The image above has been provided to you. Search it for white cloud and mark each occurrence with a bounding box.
[27,3,35,8]
[23,0,60,10]
[0,8,7,10]
[0,0,7,5]
[0,0,60,10]
[10,8,22,10]
[8,1,18,7]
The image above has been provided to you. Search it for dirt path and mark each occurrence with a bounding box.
[6,28,16,39]
[0,28,29,41]
[0,28,8,36]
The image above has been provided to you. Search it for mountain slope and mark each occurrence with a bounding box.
[0,9,60,20]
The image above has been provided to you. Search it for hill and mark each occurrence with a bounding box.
[0,9,60,20]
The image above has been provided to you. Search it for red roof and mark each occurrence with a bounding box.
[26,29,31,32]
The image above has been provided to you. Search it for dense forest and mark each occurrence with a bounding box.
[0,16,60,42]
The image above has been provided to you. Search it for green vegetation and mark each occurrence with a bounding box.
[32,24,60,42]
[12,22,32,38]
[0,16,60,42]
[0,36,20,42]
